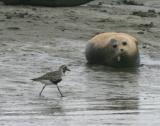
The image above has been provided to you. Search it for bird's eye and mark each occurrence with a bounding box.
[122,41,127,46]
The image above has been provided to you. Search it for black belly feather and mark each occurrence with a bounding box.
[51,79,62,84]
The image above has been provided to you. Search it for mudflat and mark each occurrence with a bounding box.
[0,0,160,125]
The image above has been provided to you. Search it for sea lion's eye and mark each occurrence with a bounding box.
[113,44,117,48]
[110,39,117,48]
[122,41,127,46]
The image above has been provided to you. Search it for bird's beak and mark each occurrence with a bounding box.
[66,68,71,71]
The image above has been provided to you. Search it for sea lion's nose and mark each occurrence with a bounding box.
[120,49,124,52]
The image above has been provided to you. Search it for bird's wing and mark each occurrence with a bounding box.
[34,71,61,81]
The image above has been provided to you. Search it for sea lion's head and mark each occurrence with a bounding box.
[105,35,139,67]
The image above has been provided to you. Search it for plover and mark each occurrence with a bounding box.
[32,65,70,97]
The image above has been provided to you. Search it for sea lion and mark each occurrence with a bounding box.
[2,0,94,7]
[85,32,140,67]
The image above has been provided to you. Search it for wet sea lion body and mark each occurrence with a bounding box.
[85,32,140,67]
[2,0,94,7]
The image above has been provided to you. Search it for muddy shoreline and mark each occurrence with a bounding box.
[0,0,160,126]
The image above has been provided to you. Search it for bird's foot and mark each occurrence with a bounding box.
[61,95,64,97]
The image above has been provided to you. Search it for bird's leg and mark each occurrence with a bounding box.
[56,85,64,97]
[39,84,46,96]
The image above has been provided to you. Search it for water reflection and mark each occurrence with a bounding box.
[85,64,140,111]
[35,97,65,116]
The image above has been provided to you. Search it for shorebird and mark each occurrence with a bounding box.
[32,65,70,97]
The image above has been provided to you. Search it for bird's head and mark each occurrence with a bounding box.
[59,65,70,74]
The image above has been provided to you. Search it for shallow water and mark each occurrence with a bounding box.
[1,0,160,125]
[0,37,160,126]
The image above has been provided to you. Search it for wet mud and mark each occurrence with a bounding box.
[0,0,160,125]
